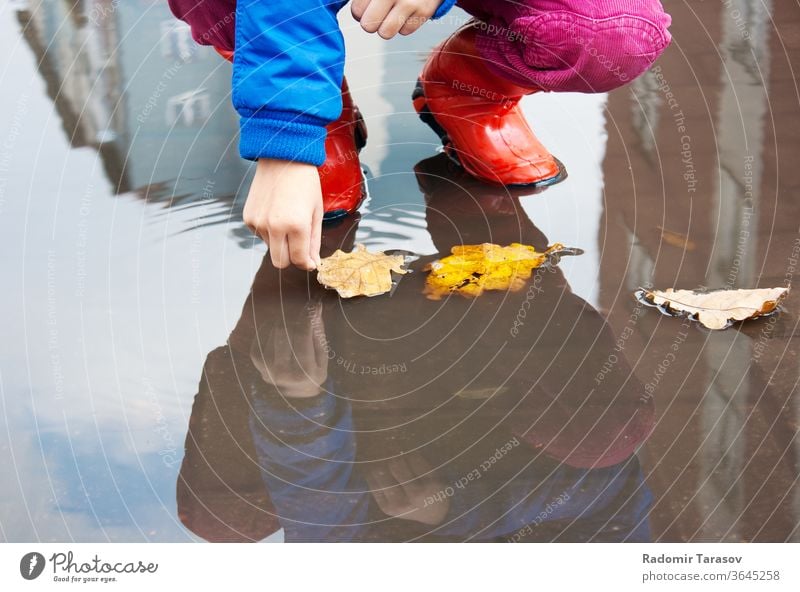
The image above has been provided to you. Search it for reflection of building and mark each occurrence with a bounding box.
[600,0,799,541]
[17,0,249,205]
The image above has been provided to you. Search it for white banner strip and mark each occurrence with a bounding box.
[1,543,798,590]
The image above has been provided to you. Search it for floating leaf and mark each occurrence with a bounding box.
[657,226,696,251]
[456,386,508,400]
[317,244,408,298]
[424,243,573,300]
[637,287,789,330]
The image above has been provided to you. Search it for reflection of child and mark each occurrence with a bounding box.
[203,152,657,541]
[169,0,671,269]
[248,387,653,542]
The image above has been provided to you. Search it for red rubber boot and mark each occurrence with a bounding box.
[412,22,565,188]
[214,48,367,220]
[319,78,368,221]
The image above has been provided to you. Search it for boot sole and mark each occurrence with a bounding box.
[412,80,567,189]
[323,166,368,223]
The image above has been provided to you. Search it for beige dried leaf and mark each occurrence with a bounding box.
[317,244,408,298]
[641,287,789,330]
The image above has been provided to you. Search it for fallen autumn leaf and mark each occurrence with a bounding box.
[424,243,574,300]
[637,287,790,330]
[657,226,696,251]
[317,244,409,298]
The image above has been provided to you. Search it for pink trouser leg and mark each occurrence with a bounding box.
[455,0,672,93]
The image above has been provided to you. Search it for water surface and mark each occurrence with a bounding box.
[0,0,798,542]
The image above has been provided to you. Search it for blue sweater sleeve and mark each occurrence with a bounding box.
[233,0,458,165]
[432,0,457,20]
[233,0,349,164]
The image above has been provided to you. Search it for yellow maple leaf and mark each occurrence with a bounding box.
[424,243,567,300]
[639,287,789,330]
[317,244,408,298]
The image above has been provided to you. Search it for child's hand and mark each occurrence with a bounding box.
[351,0,440,39]
[243,158,323,270]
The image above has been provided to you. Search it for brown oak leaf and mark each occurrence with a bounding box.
[317,244,408,298]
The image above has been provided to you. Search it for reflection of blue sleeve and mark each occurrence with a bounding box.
[560,459,652,543]
[437,456,651,542]
[249,385,369,541]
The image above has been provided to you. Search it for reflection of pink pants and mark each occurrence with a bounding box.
[170,0,671,94]
[458,0,672,92]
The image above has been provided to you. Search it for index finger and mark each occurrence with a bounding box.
[287,224,316,270]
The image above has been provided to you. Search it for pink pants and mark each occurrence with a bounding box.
[171,0,671,93]
[457,0,671,92]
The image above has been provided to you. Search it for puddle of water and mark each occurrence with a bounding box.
[0,0,798,542]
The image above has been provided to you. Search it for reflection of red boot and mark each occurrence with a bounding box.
[413,23,565,188]
[215,49,366,220]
